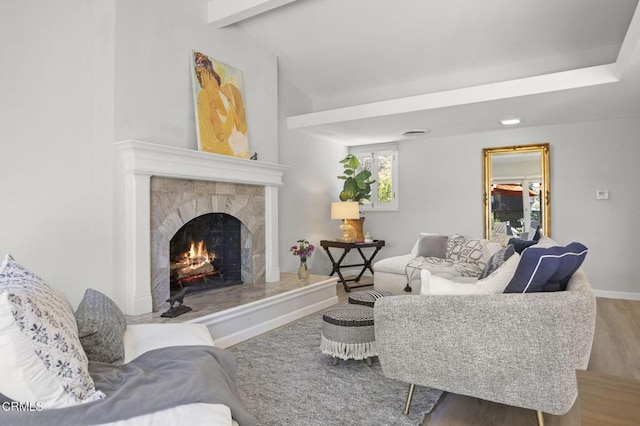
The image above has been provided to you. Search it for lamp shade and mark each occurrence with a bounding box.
[331,201,360,220]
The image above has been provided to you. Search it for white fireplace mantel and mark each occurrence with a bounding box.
[114,140,289,315]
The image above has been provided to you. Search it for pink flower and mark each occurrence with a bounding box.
[290,239,315,259]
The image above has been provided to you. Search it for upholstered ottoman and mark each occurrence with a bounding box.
[320,305,377,366]
[348,289,391,307]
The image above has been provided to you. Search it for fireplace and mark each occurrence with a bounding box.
[114,140,289,316]
[169,213,248,297]
[150,177,265,312]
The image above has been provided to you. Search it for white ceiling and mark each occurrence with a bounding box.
[210,0,640,145]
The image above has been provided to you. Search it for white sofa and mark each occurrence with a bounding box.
[0,253,252,426]
[373,233,502,294]
[115,323,241,426]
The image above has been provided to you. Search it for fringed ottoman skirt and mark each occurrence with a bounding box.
[321,305,376,363]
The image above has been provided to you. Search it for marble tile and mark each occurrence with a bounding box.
[193,179,217,194]
[216,182,235,195]
[194,196,213,216]
[178,200,198,223]
[127,273,333,324]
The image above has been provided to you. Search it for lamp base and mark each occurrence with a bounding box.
[337,221,357,242]
[346,217,365,242]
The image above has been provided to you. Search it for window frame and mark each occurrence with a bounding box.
[349,143,399,212]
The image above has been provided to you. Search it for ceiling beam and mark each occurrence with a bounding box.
[615,1,640,78]
[208,0,298,28]
[288,2,640,132]
[287,64,620,130]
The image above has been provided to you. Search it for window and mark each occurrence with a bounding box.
[350,143,399,211]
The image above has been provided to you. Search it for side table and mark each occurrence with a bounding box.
[319,240,385,292]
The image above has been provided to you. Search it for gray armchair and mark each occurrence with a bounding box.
[374,269,596,425]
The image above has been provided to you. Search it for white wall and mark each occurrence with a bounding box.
[113,0,278,160]
[0,0,278,308]
[277,78,346,275]
[0,1,115,307]
[363,117,640,295]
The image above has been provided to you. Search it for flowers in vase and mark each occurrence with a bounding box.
[290,239,315,261]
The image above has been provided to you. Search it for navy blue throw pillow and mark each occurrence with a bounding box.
[532,225,542,241]
[545,242,588,291]
[504,243,589,293]
[504,246,563,293]
[508,237,537,254]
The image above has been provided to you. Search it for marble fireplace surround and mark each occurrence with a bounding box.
[150,178,263,312]
[115,140,289,316]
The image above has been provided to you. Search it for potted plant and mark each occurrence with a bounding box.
[338,154,375,204]
[337,154,375,241]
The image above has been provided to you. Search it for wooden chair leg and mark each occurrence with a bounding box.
[403,383,415,415]
[536,410,545,426]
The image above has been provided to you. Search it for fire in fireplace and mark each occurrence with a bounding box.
[171,240,218,284]
[169,213,244,298]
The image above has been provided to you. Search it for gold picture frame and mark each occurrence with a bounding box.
[483,143,550,240]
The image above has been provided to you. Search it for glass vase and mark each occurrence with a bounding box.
[297,257,310,280]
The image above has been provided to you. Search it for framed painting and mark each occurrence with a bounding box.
[191,50,250,158]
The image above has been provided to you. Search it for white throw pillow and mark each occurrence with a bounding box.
[421,253,520,295]
[0,254,104,408]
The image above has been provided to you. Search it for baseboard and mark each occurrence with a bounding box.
[593,289,640,301]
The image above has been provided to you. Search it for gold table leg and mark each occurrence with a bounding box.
[403,384,415,415]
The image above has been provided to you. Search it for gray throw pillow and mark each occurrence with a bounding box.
[479,244,515,279]
[75,289,127,363]
[416,234,448,258]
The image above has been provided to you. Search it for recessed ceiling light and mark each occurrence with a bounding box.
[500,118,521,126]
[402,129,430,137]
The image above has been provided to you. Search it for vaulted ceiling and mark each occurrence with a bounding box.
[209,0,640,145]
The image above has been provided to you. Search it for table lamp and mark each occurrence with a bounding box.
[331,201,359,242]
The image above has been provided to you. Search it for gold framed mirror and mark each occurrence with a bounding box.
[483,143,550,241]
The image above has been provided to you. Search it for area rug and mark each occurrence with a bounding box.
[228,312,443,426]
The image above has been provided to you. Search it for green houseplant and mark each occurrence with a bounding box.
[337,154,375,242]
[337,154,375,204]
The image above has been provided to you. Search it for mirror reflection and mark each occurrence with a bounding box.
[483,143,550,242]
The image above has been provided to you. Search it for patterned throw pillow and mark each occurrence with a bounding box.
[75,288,128,363]
[478,245,515,279]
[447,235,486,266]
[0,254,104,408]
[421,253,520,295]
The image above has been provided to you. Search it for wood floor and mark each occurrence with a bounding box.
[335,282,640,426]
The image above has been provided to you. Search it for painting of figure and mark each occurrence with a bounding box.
[191,50,250,158]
